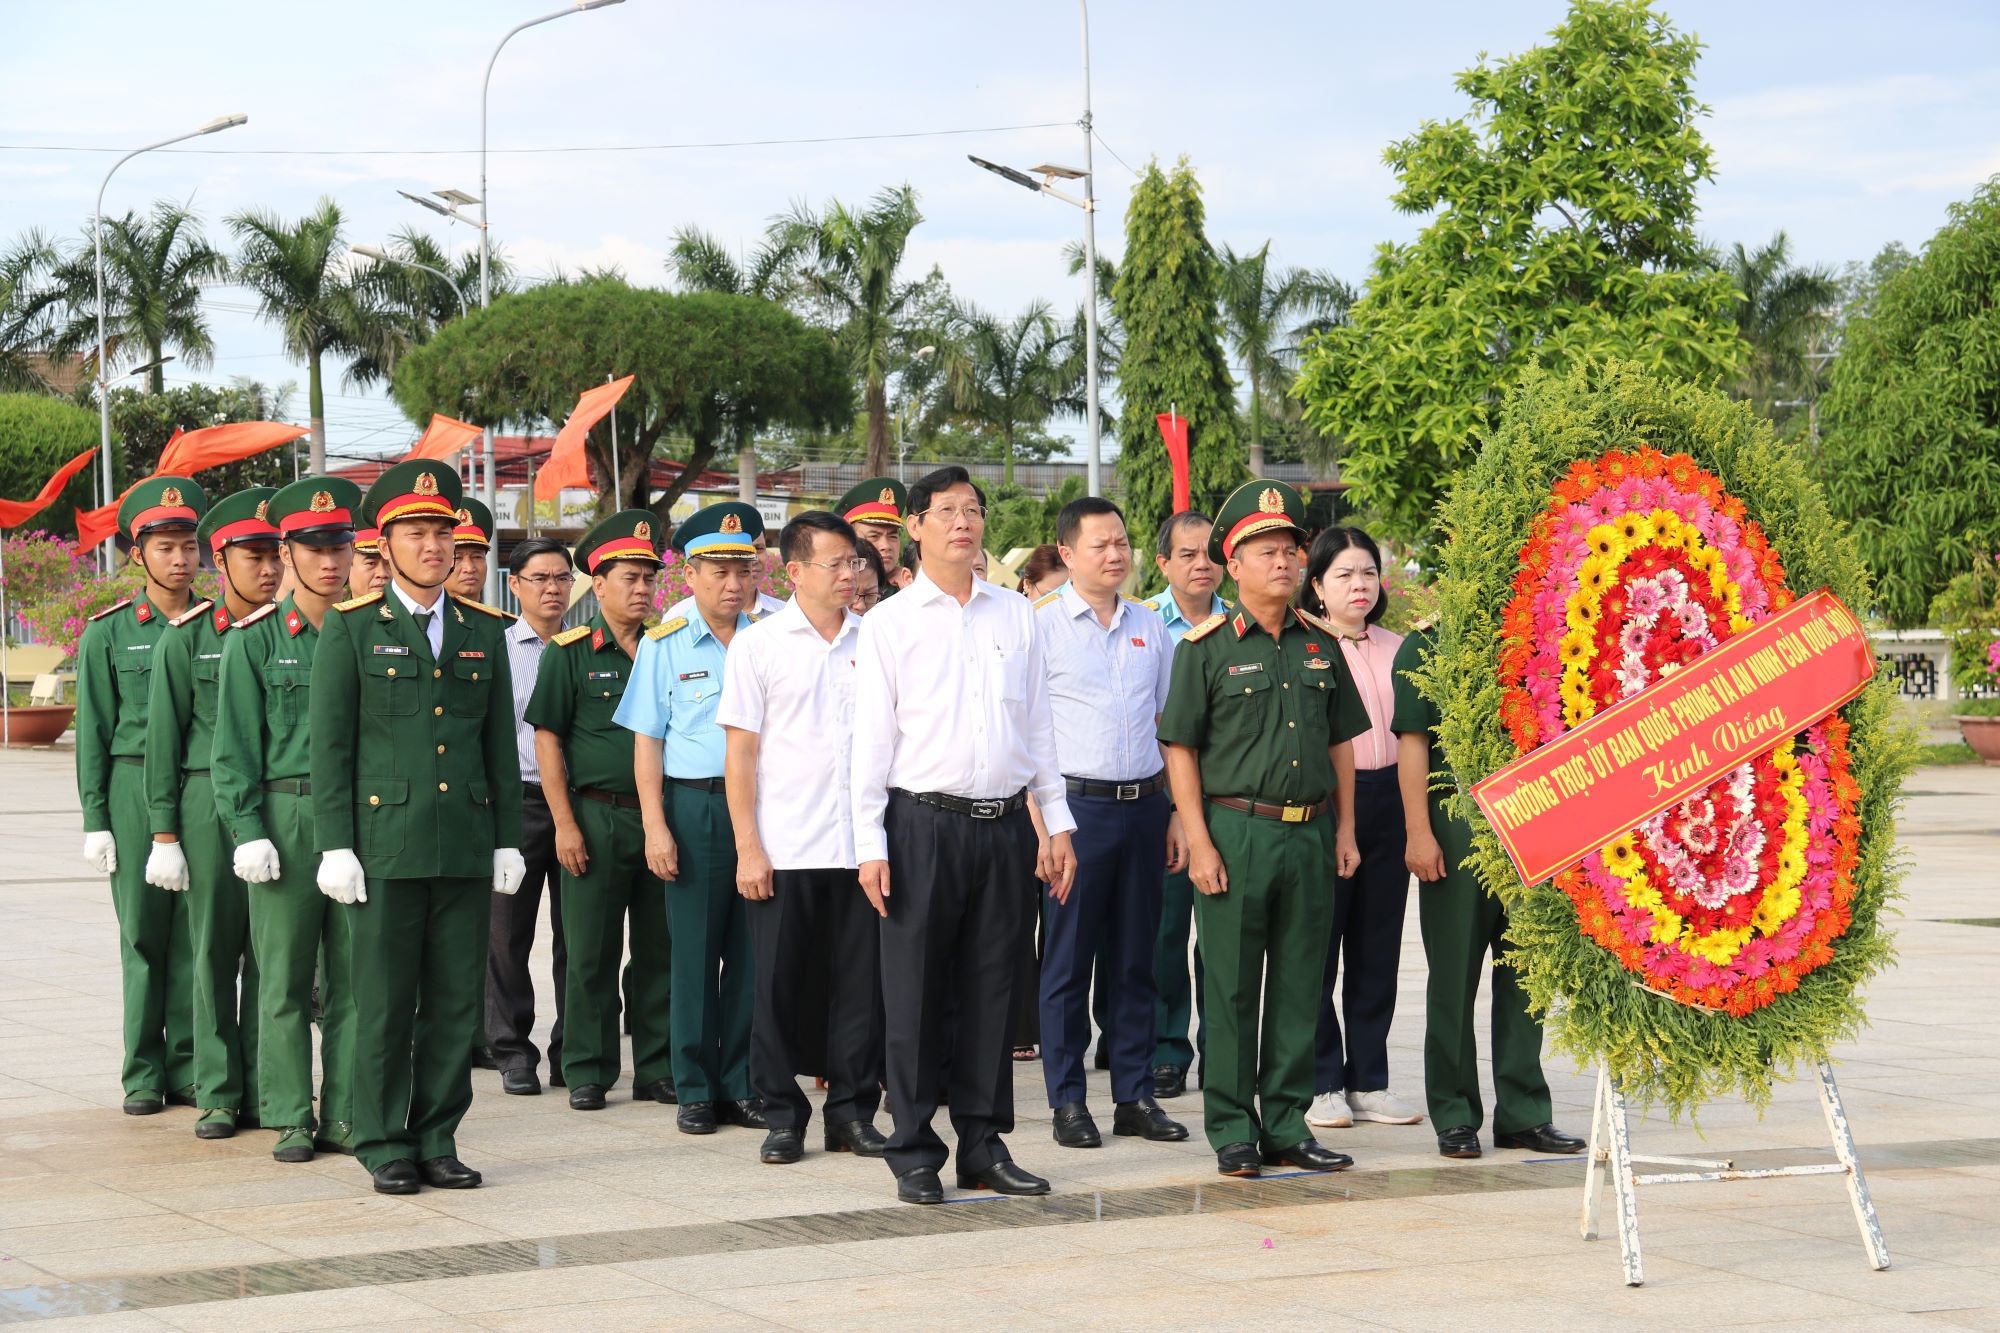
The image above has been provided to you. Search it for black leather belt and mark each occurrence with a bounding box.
[894,788,1029,820]
[262,779,311,796]
[1065,773,1166,801]
[670,776,726,794]
[575,786,642,809]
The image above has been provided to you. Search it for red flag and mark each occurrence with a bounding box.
[536,376,633,500]
[405,414,484,462]
[75,496,124,549]
[159,421,308,475]
[0,447,100,530]
[1156,412,1190,514]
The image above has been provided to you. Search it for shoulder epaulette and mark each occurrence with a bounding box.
[89,597,134,623]
[333,590,383,613]
[1032,590,1063,609]
[454,596,515,621]
[1183,613,1226,643]
[1221,597,1235,610]
[1294,607,1338,635]
[552,624,592,647]
[167,599,215,629]
[646,616,688,641]
[1120,593,1146,604]
[235,602,279,629]
[1141,594,1162,611]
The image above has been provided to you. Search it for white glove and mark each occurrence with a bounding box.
[493,847,526,896]
[83,830,118,874]
[144,841,190,892]
[317,849,368,906]
[234,838,281,884]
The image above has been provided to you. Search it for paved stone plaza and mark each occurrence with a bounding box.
[1,742,1995,1330]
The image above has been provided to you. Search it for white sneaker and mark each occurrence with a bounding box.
[1305,1089,1353,1128]
[1348,1089,1423,1124]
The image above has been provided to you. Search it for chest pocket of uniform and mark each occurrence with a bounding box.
[265,667,310,729]
[449,657,490,716]
[362,655,417,716]
[192,656,222,721]
[113,652,152,693]
[582,671,627,722]
[1225,670,1273,702]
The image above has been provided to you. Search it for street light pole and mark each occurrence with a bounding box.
[92,113,247,567]
[1078,0,1102,499]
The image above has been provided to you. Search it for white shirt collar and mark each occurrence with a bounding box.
[390,580,446,619]
[1058,580,1126,626]
[909,566,996,607]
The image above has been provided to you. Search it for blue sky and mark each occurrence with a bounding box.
[4,0,1997,461]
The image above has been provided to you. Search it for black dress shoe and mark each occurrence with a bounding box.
[824,1119,888,1157]
[419,1155,482,1189]
[1496,1122,1587,1154]
[896,1167,943,1205]
[501,1067,541,1096]
[760,1128,804,1164]
[1151,1063,1187,1099]
[632,1077,677,1105]
[1113,1096,1189,1141]
[724,1099,768,1130]
[548,1064,565,1089]
[371,1159,421,1195]
[1051,1101,1102,1148]
[568,1083,607,1111]
[122,1092,163,1116]
[956,1160,1050,1195]
[1216,1142,1262,1177]
[1437,1125,1483,1159]
[1261,1139,1353,1173]
[470,1046,500,1071]
[677,1101,718,1135]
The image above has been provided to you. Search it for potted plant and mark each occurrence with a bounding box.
[2,532,156,746]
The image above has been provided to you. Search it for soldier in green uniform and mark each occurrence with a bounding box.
[348,525,386,601]
[1156,479,1366,1178]
[76,475,208,1115]
[834,476,906,573]
[213,477,363,1162]
[310,459,526,1194]
[448,496,495,602]
[142,486,283,1139]
[1393,626,1585,1161]
[524,511,672,1111]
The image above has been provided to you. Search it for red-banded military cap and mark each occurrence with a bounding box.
[363,458,461,529]
[453,496,495,548]
[197,486,281,554]
[118,475,207,540]
[269,476,363,546]
[834,476,907,530]
[1209,478,1309,562]
[577,509,664,574]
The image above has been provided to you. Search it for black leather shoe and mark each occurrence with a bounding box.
[824,1119,888,1157]
[724,1099,769,1130]
[1151,1063,1187,1099]
[896,1167,943,1205]
[1496,1122,1587,1154]
[1051,1101,1102,1148]
[677,1101,718,1135]
[632,1077,678,1105]
[568,1083,606,1111]
[1438,1125,1483,1159]
[1216,1142,1261,1177]
[165,1084,197,1107]
[760,1128,804,1164]
[548,1063,565,1089]
[470,1046,500,1071]
[956,1160,1050,1195]
[1113,1096,1189,1141]
[371,1159,420,1195]
[501,1067,541,1096]
[1261,1139,1353,1173]
[419,1155,482,1189]
[122,1092,163,1116]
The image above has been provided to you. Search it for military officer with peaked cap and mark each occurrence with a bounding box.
[835,476,907,573]
[75,475,209,1115]
[447,495,498,603]
[310,459,527,1194]
[1157,479,1369,1179]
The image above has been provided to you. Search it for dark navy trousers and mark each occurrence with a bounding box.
[1314,767,1409,1095]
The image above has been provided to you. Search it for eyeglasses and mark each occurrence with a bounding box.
[913,504,985,525]
[853,589,883,607]
[514,573,575,588]
[801,558,869,573]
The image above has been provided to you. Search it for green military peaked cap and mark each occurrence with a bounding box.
[197,486,281,554]
[835,476,907,530]
[119,475,207,540]
[363,458,462,529]
[577,509,665,574]
[269,476,362,546]
[1210,478,1309,563]
[671,501,762,561]
[452,495,495,548]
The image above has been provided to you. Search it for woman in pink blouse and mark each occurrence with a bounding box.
[1300,528,1423,1132]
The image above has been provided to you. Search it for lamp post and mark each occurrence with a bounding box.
[353,244,476,489]
[93,113,248,566]
[897,345,937,483]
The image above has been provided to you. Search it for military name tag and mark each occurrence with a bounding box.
[587,670,620,681]
[372,644,410,656]
[1226,663,1262,676]
[276,657,300,666]
[198,652,222,661]
[678,670,709,682]
[457,650,485,659]
[125,642,151,652]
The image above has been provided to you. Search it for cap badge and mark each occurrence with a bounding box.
[414,472,440,497]
[455,507,471,524]
[878,487,895,505]
[310,490,335,513]
[634,520,651,541]
[254,500,269,521]
[1258,487,1284,515]
[160,485,184,508]
[720,513,742,534]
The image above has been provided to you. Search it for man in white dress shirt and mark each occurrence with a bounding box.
[719,510,887,1167]
[851,465,1078,1205]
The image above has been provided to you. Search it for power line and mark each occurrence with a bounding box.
[1093,129,1140,178]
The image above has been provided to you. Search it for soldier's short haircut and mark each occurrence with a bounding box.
[1055,495,1124,550]
[507,536,572,576]
[1155,509,1214,559]
[781,510,857,566]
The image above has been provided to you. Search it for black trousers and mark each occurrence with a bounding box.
[485,783,566,1074]
[1314,767,1410,1094]
[879,791,1036,1177]
[749,867,884,1133]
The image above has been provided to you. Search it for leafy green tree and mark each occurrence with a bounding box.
[1216,242,1352,472]
[1721,230,1839,428]
[388,278,851,519]
[670,228,798,493]
[0,393,101,539]
[0,231,58,394]
[1835,241,1915,328]
[1293,0,1745,544]
[936,300,1073,486]
[106,379,302,495]
[1820,179,2000,626]
[43,202,228,393]
[1111,158,1245,541]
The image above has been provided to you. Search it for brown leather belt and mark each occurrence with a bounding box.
[575,786,642,810]
[1209,795,1327,825]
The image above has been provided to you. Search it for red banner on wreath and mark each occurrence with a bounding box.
[1472,589,1874,887]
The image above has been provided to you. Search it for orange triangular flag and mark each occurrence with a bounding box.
[406,414,484,462]
[0,447,100,530]
[159,421,308,475]
[535,376,633,500]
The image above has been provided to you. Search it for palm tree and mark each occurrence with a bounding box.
[1723,231,1840,427]
[228,198,384,474]
[348,227,511,387]
[44,201,228,394]
[765,185,924,475]
[0,230,59,393]
[938,300,1073,485]
[1216,242,1353,473]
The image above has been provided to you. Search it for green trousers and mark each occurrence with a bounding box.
[1153,867,1206,1071]
[346,875,489,1171]
[662,783,753,1103]
[561,797,671,1090]
[248,790,353,1133]
[181,772,258,1116]
[109,761,195,1097]
[1417,804,1553,1135]
[1193,802,1333,1152]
